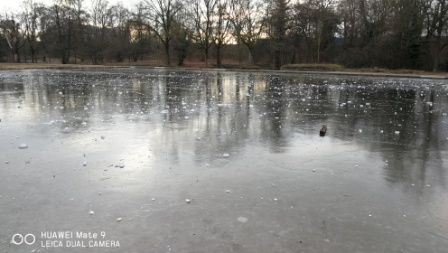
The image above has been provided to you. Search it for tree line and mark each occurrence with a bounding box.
[0,0,447,71]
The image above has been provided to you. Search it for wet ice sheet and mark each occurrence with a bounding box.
[0,69,448,252]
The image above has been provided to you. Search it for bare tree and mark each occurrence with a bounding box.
[190,0,218,67]
[89,0,110,64]
[107,3,131,62]
[142,0,184,65]
[421,0,448,71]
[21,0,44,63]
[289,0,338,63]
[0,14,25,62]
[212,1,231,67]
[39,0,88,64]
[266,0,289,69]
[228,0,267,65]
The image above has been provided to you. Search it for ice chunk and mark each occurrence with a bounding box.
[237,217,248,223]
[185,199,191,203]
[222,153,230,158]
[18,143,28,149]
[89,210,94,215]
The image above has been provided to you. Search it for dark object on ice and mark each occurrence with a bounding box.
[319,125,327,136]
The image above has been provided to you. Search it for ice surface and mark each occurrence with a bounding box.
[0,69,447,253]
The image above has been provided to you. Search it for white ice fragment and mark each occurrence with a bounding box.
[273,198,278,201]
[380,130,384,133]
[312,169,316,172]
[225,190,231,193]
[115,163,125,168]
[359,129,362,133]
[83,161,88,166]
[18,143,28,149]
[185,199,191,203]
[394,131,400,135]
[222,153,230,158]
[89,210,94,215]
[116,218,122,222]
[237,217,248,223]
[151,198,156,201]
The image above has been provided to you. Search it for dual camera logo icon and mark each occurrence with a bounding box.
[11,234,36,245]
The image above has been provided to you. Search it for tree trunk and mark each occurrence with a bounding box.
[216,44,222,68]
[433,37,441,72]
[274,48,281,70]
[248,48,254,66]
[164,41,171,66]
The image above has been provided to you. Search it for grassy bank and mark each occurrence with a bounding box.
[281,63,345,71]
[280,63,434,75]
[0,62,444,78]
[0,63,117,70]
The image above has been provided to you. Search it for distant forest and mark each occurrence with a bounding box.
[1,0,448,71]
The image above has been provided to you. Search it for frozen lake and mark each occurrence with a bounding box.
[1,69,448,253]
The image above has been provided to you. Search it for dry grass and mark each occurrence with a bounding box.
[0,63,118,70]
[280,63,441,76]
[0,62,443,77]
[281,63,345,71]
[354,67,428,75]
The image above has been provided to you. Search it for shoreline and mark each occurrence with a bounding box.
[1,63,448,79]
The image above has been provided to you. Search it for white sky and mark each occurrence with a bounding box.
[1,0,140,13]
